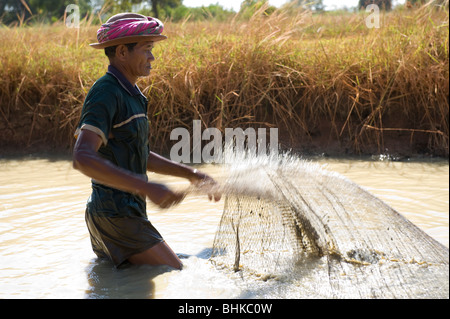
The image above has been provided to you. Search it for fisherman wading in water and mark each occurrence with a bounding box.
[73,13,220,270]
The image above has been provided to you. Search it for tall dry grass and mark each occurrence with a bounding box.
[0,4,448,157]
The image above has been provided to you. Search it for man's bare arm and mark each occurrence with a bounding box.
[147,151,198,181]
[73,129,184,208]
[147,151,221,201]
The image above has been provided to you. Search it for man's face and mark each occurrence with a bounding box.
[125,41,155,78]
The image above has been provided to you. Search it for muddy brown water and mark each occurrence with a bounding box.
[0,156,448,298]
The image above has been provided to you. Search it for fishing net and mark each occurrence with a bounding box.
[209,164,321,276]
[199,154,449,298]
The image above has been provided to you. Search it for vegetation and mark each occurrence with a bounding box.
[0,0,231,24]
[0,2,448,157]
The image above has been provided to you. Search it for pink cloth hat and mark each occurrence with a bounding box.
[90,13,167,49]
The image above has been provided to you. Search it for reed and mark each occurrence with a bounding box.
[0,4,448,157]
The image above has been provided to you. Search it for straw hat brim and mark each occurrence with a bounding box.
[90,34,167,49]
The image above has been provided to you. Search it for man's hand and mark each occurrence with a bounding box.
[142,182,186,209]
[189,170,222,202]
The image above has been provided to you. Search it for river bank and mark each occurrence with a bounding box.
[0,7,448,158]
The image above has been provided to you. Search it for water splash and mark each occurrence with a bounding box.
[189,148,450,298]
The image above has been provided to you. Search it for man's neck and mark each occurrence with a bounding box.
[107,65,143,97]
[110,62,137,86]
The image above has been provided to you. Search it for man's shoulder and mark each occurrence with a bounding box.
[82,74,122,110]
[91,73,120,91]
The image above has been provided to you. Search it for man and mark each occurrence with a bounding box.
[73,13,220,270]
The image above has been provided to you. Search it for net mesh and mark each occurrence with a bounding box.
[193,154,449,297]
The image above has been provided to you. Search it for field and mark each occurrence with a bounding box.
[0,4,448,158]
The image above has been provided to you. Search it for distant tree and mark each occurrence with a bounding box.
[358,0,392,11]
[0,0,92,24]
[166,3,234,22]
[239,0,276,19]
[311,0,324,12]
[0,0,29,24]
[406,0,448,7]
[147,0,181,18]
[283,0,324,11]
[103,0,143,14]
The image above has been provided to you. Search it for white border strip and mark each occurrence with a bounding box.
[113,114,147,129]
[74,124,108,146]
